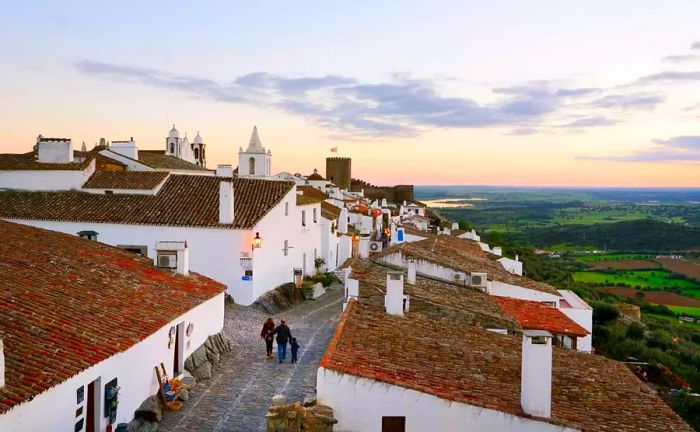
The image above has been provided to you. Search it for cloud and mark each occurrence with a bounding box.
[560,117,619,128]
[692,41,700,50]
[506,127,539,136]
[637,70,700,83]
[662,54,700,63]
[578,135,700,163]
[79,60,604,137]
[589,93,664,109]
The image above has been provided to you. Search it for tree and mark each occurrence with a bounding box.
[627,321,646,340]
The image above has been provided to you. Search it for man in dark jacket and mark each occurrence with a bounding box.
[273,319,292,363]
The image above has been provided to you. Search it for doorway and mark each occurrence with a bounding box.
[382,416,406,432]
[173,322,185,376]
[86,377,101,432]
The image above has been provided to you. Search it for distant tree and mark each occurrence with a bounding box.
[635,290,645,300]
[458,220,472,231]
[627,321,646,340]
[592,301,620,324]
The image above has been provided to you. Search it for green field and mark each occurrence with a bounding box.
[668,306,700,317]
[574,253,655,262]
[572,270,699,290]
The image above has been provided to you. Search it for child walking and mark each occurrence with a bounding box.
[290,337,300,364]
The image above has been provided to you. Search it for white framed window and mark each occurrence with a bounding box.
[285,202,289,216]
[283,240,289,256]
[302,210,306,227]
[313,208,317,223]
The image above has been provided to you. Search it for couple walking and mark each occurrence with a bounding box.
[261,318,299,364]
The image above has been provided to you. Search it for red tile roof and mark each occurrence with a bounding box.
[321,301,692,432]
[82,171,170,190]
[0,152,92,171]
[136,150,211,172]
[494,297,588,337]
[378,237,561,296]
[0,220,225,414]
[321,201,341,220]
[306,171,326,181]
[0,175,294,229]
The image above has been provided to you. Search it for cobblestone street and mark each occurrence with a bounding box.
[158,285,344,432]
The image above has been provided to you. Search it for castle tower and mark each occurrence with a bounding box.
[326,157,351,190]
[166,124,180,157]
[193,131,206,167]
[238,126,271,178]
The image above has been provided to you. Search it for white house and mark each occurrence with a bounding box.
[317,299,692,432]
[0,220,226,432]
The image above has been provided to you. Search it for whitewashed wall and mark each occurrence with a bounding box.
[489,281,561,306]
[320,216,341,272]
[558,291,593,353]
[498,257,523,276]
[316,368,576,432]
[0,293,224,432]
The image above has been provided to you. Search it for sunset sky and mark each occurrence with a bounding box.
[1,1,700,187]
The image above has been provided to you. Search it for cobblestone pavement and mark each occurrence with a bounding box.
[159,285,344,432]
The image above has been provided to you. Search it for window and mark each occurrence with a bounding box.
[283,240,289,256]
[382,416,406,432]
[249,157,256,175]
[118,245,147,256]
[313,208,317,223]
[285,202,289,216]
[302,210,306,227]
[194,147,199,160]
[77,231,98,241]
[170,142,175,154]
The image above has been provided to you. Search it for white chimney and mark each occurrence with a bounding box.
[344,277,359,311]
[0,338,4,389]
[452,222,459,230]
[110,138,139,160]
[407,257,417,285]
[338,208,349,234]
[358,229,371,258]
[216,164,234,177]
[492,246,503,256]
[381,198,388,208]
[155,241,190,276]
[219,180,234,224]
[37,136,73,163]
[521,330,553,419]
[385,272,405,316]
[515,254,519,262]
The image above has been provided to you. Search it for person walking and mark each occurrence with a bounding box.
[260,318,275,359]
[290,337,300,364]
[273,319,292,363]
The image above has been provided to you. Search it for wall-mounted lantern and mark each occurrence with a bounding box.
[186,323,194,337]
[252,232,263,250]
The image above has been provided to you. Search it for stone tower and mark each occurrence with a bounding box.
[326,157,351,190]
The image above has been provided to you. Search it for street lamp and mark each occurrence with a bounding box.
[252,232,263,250]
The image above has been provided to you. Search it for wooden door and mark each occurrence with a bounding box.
[86,381,95,432]
[382,416,406,432]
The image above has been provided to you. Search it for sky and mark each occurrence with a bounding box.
[1,1,700,187]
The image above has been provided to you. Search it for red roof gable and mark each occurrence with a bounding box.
[0,220,225,414]
[494,296,589,337]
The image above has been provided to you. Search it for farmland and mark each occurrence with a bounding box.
[659,257,700,280]
[572,270,699,292]
[602,287,700,307]
[589,260,659,270]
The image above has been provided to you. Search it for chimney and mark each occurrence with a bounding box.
[37,136,73,163]
[343,277,359,311]
[452,222,459,230]
[492,246,503,256]
[155,241,190,276]
[385,271,405,316]
[358,228,371,258]
[406,257,417,285]
[338,208,349,234]
[110,138,139,160]
[0,338,4,389]
[216,164,234,177]
[219,180,234,224]
[521,330,553,419]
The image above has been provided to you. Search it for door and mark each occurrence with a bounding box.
[302,253,307,275]
[86,378,100,432]
[382,416,406,432]
[173,322,185,376]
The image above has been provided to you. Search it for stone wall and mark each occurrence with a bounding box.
[266,396,336,432]
[184,331,233,380]
[350,178,414,204]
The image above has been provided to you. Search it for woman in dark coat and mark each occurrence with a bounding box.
[261,318,275,359]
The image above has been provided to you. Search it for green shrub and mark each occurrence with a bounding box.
[592,301,620,324]
[627,321,646,340]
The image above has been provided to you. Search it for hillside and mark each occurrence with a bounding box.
[512,219,700,251]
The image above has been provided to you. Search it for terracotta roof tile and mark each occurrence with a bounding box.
[0,152,92,171]
[0,220,225,414]
[137,150,211,172]
[494,296,589,337]
[378,237,560,296]
[297,185,329,200]
[0,175,294,229]
[322,301,692,432]
[83,171,169,190]
[321,201,341,220]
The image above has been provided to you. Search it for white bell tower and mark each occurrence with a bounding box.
[238,126,271,178]
[166,124,180,156]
